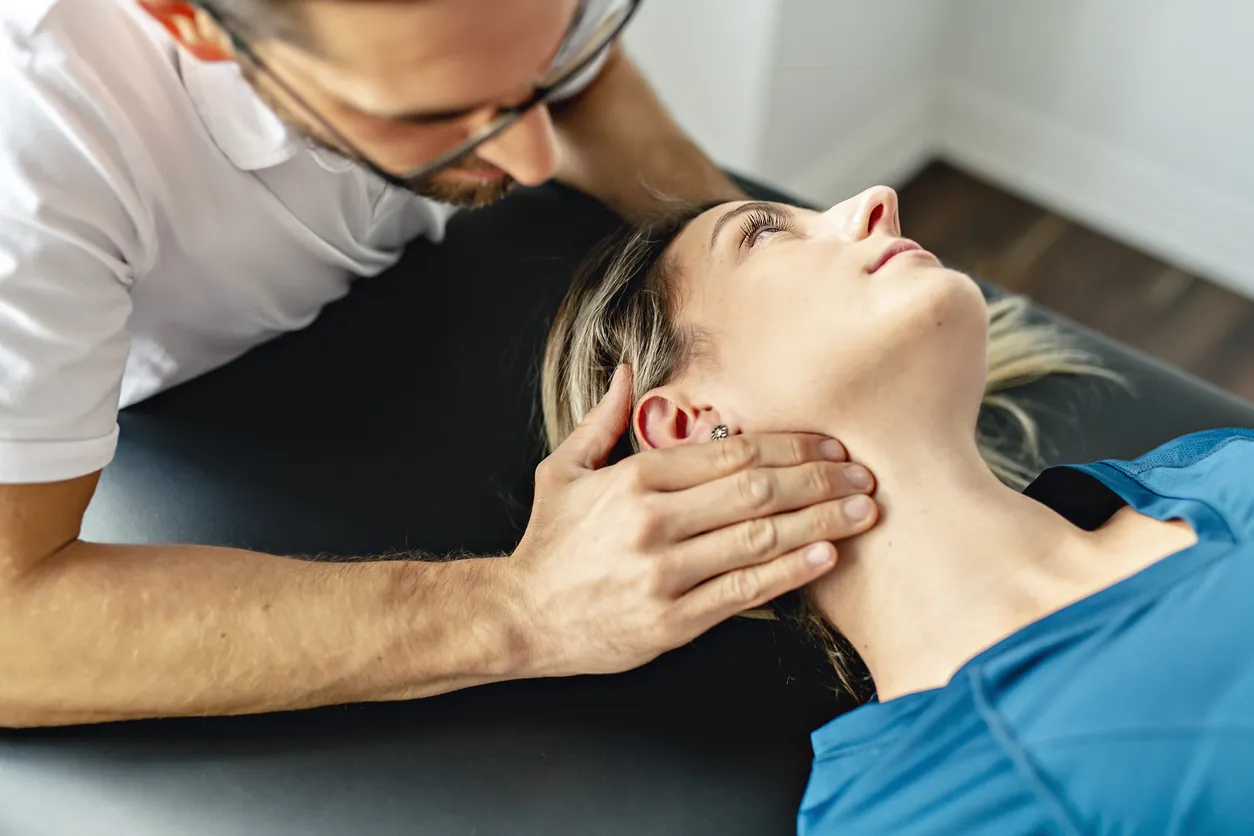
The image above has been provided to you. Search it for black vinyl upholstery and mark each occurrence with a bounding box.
[3,178,1253,836]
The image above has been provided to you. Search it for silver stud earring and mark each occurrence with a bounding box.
[710,424,729,441]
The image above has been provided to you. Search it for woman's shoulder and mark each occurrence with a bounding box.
[1026,429,1254,541]
[1110,428,1254,477]
[1103,429,1254,539]
[1045,429,1254,543]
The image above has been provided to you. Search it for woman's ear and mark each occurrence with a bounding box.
[634,388,730,450]
[138,1,235,62]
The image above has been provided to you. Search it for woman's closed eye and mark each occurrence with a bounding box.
[739,207,796,251]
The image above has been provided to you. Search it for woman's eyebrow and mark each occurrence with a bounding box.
[708,201,778,254]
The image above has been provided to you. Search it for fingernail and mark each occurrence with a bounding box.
[845,465,872,491]
[820,439,846,460]
[843,495,874,523]
[806,544,835,567]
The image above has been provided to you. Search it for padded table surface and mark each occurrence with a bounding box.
[3,181,1253,836]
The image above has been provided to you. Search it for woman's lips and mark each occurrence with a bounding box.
[870,240,934,274]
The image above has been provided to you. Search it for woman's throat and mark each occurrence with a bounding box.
[805,446,1187,702]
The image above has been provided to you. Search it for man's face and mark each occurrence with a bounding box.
[231,0,583,206]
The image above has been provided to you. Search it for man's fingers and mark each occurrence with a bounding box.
[675,541,840,635]
[632,432,849,492]
[552,365,634,473]
[658,459,875,541]
[664,494,877,594]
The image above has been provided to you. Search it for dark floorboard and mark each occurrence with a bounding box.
[898,161,1254,403]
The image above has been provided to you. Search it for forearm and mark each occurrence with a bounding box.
[0,541,526,727]
[552,47,747,219]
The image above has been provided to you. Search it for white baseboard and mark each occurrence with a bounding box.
[776,88,936,209]
[937,82,1254,299]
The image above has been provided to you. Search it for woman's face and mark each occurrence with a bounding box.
[634,187,991,449]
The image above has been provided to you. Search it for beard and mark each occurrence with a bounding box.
[243,64,518,208]
[412,156,519,208]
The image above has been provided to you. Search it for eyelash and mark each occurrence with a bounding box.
[739,208,794,250]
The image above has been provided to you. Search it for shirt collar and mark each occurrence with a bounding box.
[178,48,301,172]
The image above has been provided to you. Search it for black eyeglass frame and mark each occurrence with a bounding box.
[191,0,643,189]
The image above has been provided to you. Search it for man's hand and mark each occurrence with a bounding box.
[507,367,879,678]
[550,45,746,219]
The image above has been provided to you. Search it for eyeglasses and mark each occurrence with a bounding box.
[193,0,642,190]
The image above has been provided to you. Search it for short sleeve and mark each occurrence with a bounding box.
[0,34,147,483]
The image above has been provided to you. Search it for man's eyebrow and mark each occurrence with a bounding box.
[356,99,493,126]
[708,201,777,253]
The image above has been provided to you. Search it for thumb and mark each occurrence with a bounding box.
[555,364,634,473]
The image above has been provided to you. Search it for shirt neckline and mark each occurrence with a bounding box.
[177,48,301,172]
[809,457,1236,759]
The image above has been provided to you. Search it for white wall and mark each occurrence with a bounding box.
[939,0,1254,298]
[625,0,943,201]
[623,0,782,174]
[758,0,945,203]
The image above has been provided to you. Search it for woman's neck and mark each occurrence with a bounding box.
[812,427,1194,702]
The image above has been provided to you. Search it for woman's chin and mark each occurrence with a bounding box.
[884,266,989,359]
[906,263,983,305]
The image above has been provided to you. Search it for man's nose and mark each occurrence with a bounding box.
[474,105,559,187]
[818,186,901,241]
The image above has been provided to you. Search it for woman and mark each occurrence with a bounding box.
[542,187,1254,834]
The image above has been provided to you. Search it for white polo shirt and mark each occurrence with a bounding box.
[0,0,611,484]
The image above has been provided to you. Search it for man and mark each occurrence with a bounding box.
[0,0,879,727]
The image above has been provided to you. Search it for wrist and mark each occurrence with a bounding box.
[480,548,555,680]
[380,557,535,696]
[481,543,584,680]
[448,554,539,681]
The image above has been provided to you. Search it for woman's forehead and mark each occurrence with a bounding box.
[669,201,750,274]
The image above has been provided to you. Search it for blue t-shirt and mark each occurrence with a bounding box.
[798,429,1254,835]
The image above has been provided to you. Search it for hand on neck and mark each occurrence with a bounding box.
[807,422,1138,702]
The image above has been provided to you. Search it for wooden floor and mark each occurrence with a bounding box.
[898,161,1254,403]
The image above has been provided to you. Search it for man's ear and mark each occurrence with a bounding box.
[634,388,730,450]
[138,1,235,62]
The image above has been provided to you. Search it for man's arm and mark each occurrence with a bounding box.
[0,473,527,727]
[0,371,877,728]
[549,45,747,219]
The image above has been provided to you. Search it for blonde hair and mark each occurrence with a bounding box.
[540,204,1113,695]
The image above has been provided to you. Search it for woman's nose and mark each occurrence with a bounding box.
[820,186,901,241]
[474,105,559,187]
